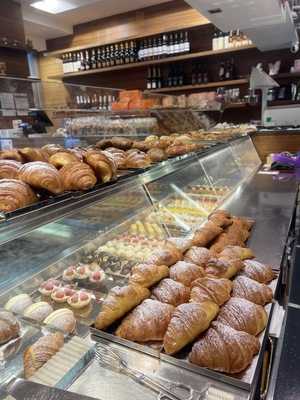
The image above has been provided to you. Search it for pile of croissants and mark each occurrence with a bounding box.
[95,209,275,375]
[0,144,119,213]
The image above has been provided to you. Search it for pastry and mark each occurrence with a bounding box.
[116,299,174,342]
[231,216,255,231]
[208,210,232,227]
[18,162,64,195]
[241,260,275,283]
[147,148,167,162]
[0,159,22,179]
[166,237,193,253]
[151,278,190,306]
[184,247,213,266]
[59,162,97,191]
[67,291,92,309]
[219,246,255,261]
[23,332,64,378]
[89,270,106,284]
[39,280,60,296]
[95,139,113,150]
[23,302,53,322]
[84,150,117,183]
[125,150,152,168]
[5,293,33,314]
[165,144,198,157]
[192,221,223,247]
[225,220,250,242]
[87,262,101,273]
[95,284,150,330]
[205,256,243,279]
[189,322,260,373]
[216,297,267,336]
[44,308,76,334]
[0,310,20,344]
[232,276,273,305]
[190,277,232,306]
[0,149,23,163]
[19,148,49,162]
[145,243,182,266]
[0,179,38,212]
[42,144,63,156]
[62,266,76,282]
[49,151,80,169]
[163,301,219,355]
[169,261,206,287]
[51,288,68,303]
[132,141,150,152]
[129,264,169,288]
[75,265,90,280]
[111,137,133,150]
[104,147,127,169]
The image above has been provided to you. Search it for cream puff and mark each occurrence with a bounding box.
[5,293,33,315]
[75,265,90,280]
[24,302,53,322]
[44,308,76,334]
[62,266,76,282]
[67,291,92,309]
[89,269,105,284]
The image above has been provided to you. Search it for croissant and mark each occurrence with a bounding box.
[189,322,260,373]
[208,210,232,227]
[95,284,150,330]
[205,256,243,279]
[166,237,193,253]
[147,148,168,162]
[49,151,80,169]
[70,147,85,161]
[0,160,22,179]
[151,278,190,306]
[19,148,49,162]
[240,260,275,284]
[116,299,174,342]
[18,162,64,194]
[84,150,117,183]
[232,276,273,305]
[0,179,38,212]
[184,247,214,266]
[169,261,206,287]
[59,162,97,191]
[95,138,113,150]
[126,150,152,168]
[0,149,23,163]
[104,147,127,169]
[41,144,63,156]
[190,277,233,306]
[225,221,250,242]
[146,243,182,266]
[111,137,133,150]
[132,141,150,152]
[163,301,219,355]
[216,297,267,336]
[231,216,255,231]
[23,332,64,378]
[129,264,169,288]
[219,246,255,261]
[210,233,245,254]
[165,144,198,157]
[192,221,223,247]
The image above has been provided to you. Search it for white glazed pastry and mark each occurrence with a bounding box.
[44,308,76,334]
[5,293,33,314]
[24,302,53,322]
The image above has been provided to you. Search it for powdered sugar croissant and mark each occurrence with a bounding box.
[190,277,232,306]
[232,276,273,305]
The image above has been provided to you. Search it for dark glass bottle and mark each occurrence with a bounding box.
[147,67,152,89]
[85,50,90,70]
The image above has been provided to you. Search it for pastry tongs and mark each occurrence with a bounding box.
[95,342,207,400]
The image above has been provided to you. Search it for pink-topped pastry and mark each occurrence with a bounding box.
[89,270,105,284]
[63,266,76,282]
[75,265,90,280]
[64,287,76,298]
[39,280,60,296]
[87,262,100,273]
[67,291,92,309]
[51,288,68,303]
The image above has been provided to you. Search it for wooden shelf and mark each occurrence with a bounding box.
[49,45,256,80]
[268,100,300,107]
[274,72,300,79]
[147,78,249,93]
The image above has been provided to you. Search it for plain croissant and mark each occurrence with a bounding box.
[0,179,37,212]
[18,162,64,194]
[216,297,267,336]
[19,147,49,162]
[189,322,260,373]
[84,150,117,183]
[163,301,219,355]
[129,264,169,288]
[232,276,273,305]
[116,299,174,342]
[95,284,150,330]
[190,277,232,306]
[0,160,22,179]
[151,278,190,306]
[59,162,97,191]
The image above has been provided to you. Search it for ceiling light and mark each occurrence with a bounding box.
[30,0,77,14]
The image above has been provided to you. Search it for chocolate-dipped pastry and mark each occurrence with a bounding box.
[18,162,64,194]
[59,162,97,191]
[0,179,37,212]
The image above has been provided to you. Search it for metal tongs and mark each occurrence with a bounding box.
[95,342,201,400]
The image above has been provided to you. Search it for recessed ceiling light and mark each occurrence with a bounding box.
[30,0,77,14]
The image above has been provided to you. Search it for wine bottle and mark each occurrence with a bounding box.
[157,67,162,88]
[184,31,190,53]
[152,66,157,89]
[125,42,130,64]
[219,62,225,81]
[169,33,174,56]
[162,34,168,58]
[85,50,90,70]
[147,67,152,89]
[130,41,136,63]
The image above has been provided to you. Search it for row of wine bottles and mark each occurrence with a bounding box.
[75,94,117,110]
[146,59,238,90]
[61,30,191,74]
[212,29,252,51]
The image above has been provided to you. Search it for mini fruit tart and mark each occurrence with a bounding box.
[75,265,90,280]
[51,288,68,303]
[63,266,76,282]
[87,262,100,273]
[39,280,60,296]
[89,269,105,284]
[67,291,92,309]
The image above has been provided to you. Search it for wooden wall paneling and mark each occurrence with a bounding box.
[252,134,300,162]
[46,0,209,52]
